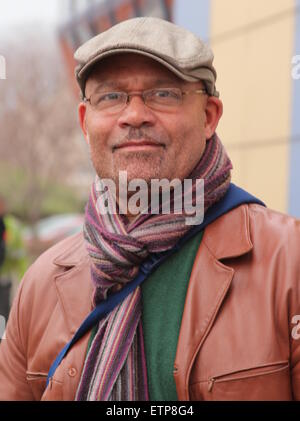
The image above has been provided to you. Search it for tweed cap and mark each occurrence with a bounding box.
[74,17,219,97]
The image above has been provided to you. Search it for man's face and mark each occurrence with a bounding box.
[79,53,222,187]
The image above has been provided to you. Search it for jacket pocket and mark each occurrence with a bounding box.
[26,371,48,401]
[26,371,64,401]
[190,361,292,401]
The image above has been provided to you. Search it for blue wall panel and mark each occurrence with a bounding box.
[173,0,210,41]
[288,0,300,216]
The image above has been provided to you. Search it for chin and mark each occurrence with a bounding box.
[122,170,159,185]
[117,162,164,182]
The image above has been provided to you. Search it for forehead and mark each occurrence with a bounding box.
[85,53,183,91]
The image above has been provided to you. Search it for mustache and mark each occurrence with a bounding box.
[112,128,168,149]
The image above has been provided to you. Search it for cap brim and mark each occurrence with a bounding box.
[76,48,200,92]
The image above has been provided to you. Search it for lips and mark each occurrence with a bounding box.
[114,140,164,150]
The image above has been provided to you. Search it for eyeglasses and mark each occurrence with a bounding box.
[83,87,207,114]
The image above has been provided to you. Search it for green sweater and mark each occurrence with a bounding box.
[141,230,204,400]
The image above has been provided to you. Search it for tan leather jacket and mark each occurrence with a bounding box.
[0,203,300,401]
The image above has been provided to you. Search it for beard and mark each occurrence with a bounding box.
[89,126,171,186]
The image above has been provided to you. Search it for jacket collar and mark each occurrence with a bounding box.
[202,203,253,260]
[53,232,88,267]
[52,233,93,335]
[52,202,253,267]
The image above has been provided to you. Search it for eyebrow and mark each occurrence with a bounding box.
[93,78,182,92]
[93,81,119,92]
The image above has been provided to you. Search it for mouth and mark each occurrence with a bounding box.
[113,140,165,151]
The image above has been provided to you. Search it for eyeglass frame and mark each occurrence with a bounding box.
[82,87,208,113]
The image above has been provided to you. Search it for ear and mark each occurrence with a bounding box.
[78,102,90,145]
[204,96,223,139]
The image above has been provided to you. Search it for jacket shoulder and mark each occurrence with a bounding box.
[245,204,300,289]
[19,231,87,298]
[247,203,300,240]
[10,232,89,351]
[27,231,87,276]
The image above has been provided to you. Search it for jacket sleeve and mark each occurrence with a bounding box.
[0,277,34,400]
[288,219,300,400]
[290,270,300,400]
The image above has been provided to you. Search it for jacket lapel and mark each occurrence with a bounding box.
[174,204,253,400]
[53,233,94,335]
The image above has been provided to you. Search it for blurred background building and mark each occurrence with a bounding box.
[57,0,300,216]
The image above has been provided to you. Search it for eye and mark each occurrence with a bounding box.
[98,92,123,102]
[155,89,173,97]
[151,89,181,101]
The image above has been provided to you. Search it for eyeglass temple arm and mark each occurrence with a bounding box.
[182,89,207,96]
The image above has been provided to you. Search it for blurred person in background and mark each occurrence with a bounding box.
[0,196,29,324]
[0,17,300,401]
[0,214,29,282]
[0,197,5,269]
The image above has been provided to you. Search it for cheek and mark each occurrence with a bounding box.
[170,114,206,171]
[168,114,204,152]
[85,115,114,175]
[86,114,111,149]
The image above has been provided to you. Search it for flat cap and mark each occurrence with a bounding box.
[74,17,219,97]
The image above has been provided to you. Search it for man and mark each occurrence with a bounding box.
[0,17,300,401]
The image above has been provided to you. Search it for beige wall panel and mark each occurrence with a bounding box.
[211,0,295,36]
[226,149,243,184]
[213,14,294,144]
[210,0,295,212]
[213,34,248,144]
[229,144,288,212]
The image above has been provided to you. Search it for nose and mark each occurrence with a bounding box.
[117,95,156,129]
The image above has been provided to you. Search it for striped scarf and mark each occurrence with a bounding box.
[76,133,232,401]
